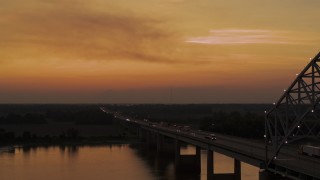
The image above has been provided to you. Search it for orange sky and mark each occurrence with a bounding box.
[0,0,320,103]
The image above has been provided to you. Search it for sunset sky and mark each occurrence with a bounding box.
[1,0,320,103]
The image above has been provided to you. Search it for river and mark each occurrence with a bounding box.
[0,144,258,180]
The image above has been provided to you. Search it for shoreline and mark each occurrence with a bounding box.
[0,137,142,148]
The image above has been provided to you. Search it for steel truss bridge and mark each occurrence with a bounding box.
[101,52,320,180]
[266,52,320,172]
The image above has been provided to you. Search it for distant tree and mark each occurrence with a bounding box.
[199,111,264,138]
[22,131,31,140]
[32,133,38,139]
[24,113,47,124]
[66,128,79,139]
[3,131,15,142]
[75,109,114,125]
[5,113,23,124]
[0,113,46,124]
[59,131,66,139]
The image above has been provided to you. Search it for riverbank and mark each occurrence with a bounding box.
[0,136,142,149]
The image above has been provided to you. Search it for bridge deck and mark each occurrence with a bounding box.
[101,107,320,179]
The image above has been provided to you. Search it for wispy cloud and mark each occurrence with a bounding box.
[185,29,303,45]
[0,11,171,62]
[0,1,200,64]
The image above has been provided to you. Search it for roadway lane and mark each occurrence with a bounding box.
[100,107,320,178]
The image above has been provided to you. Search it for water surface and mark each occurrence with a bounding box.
[0,144,258,180]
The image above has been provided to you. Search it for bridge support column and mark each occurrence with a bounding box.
[156,134,163,154]
[146,131,157,148]
[234,159,241,180]
[151,134,175,156]
[207,149,214,180]
[174,139,181,170]
[138,128,144,139]
[174,140,201,174]
[196,146,201,173]
[146,131,151,145]
[207,149,242,180]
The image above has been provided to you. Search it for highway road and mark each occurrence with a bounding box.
[100,107,320,179]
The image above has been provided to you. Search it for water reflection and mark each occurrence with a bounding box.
[131,144,258,180]
[130,144,201,180]
[59,145,79,157]
[0,144,258,180]
[0,146,15,156]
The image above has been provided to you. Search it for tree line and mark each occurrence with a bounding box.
[199,111,265,138]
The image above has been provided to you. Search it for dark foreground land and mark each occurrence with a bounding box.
[0,104,270,147]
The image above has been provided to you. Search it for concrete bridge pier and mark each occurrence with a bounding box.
[146,131,157,148]
[142,131,175,156]
[207,149,214,180]
[146,131,151,145]
[138,128,145,140]
[174,140,201,174]
[156,134,162,153]
[139,128,151,142]
[155,134,175,156]
[207,149,241,180]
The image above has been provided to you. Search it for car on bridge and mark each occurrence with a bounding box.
[205,134,216,140]
[299,145,320,158]
[182,126,191,131]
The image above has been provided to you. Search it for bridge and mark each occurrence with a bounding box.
[101,52,320,180]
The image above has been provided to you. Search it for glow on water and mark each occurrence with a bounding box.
[0,145,258,180]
